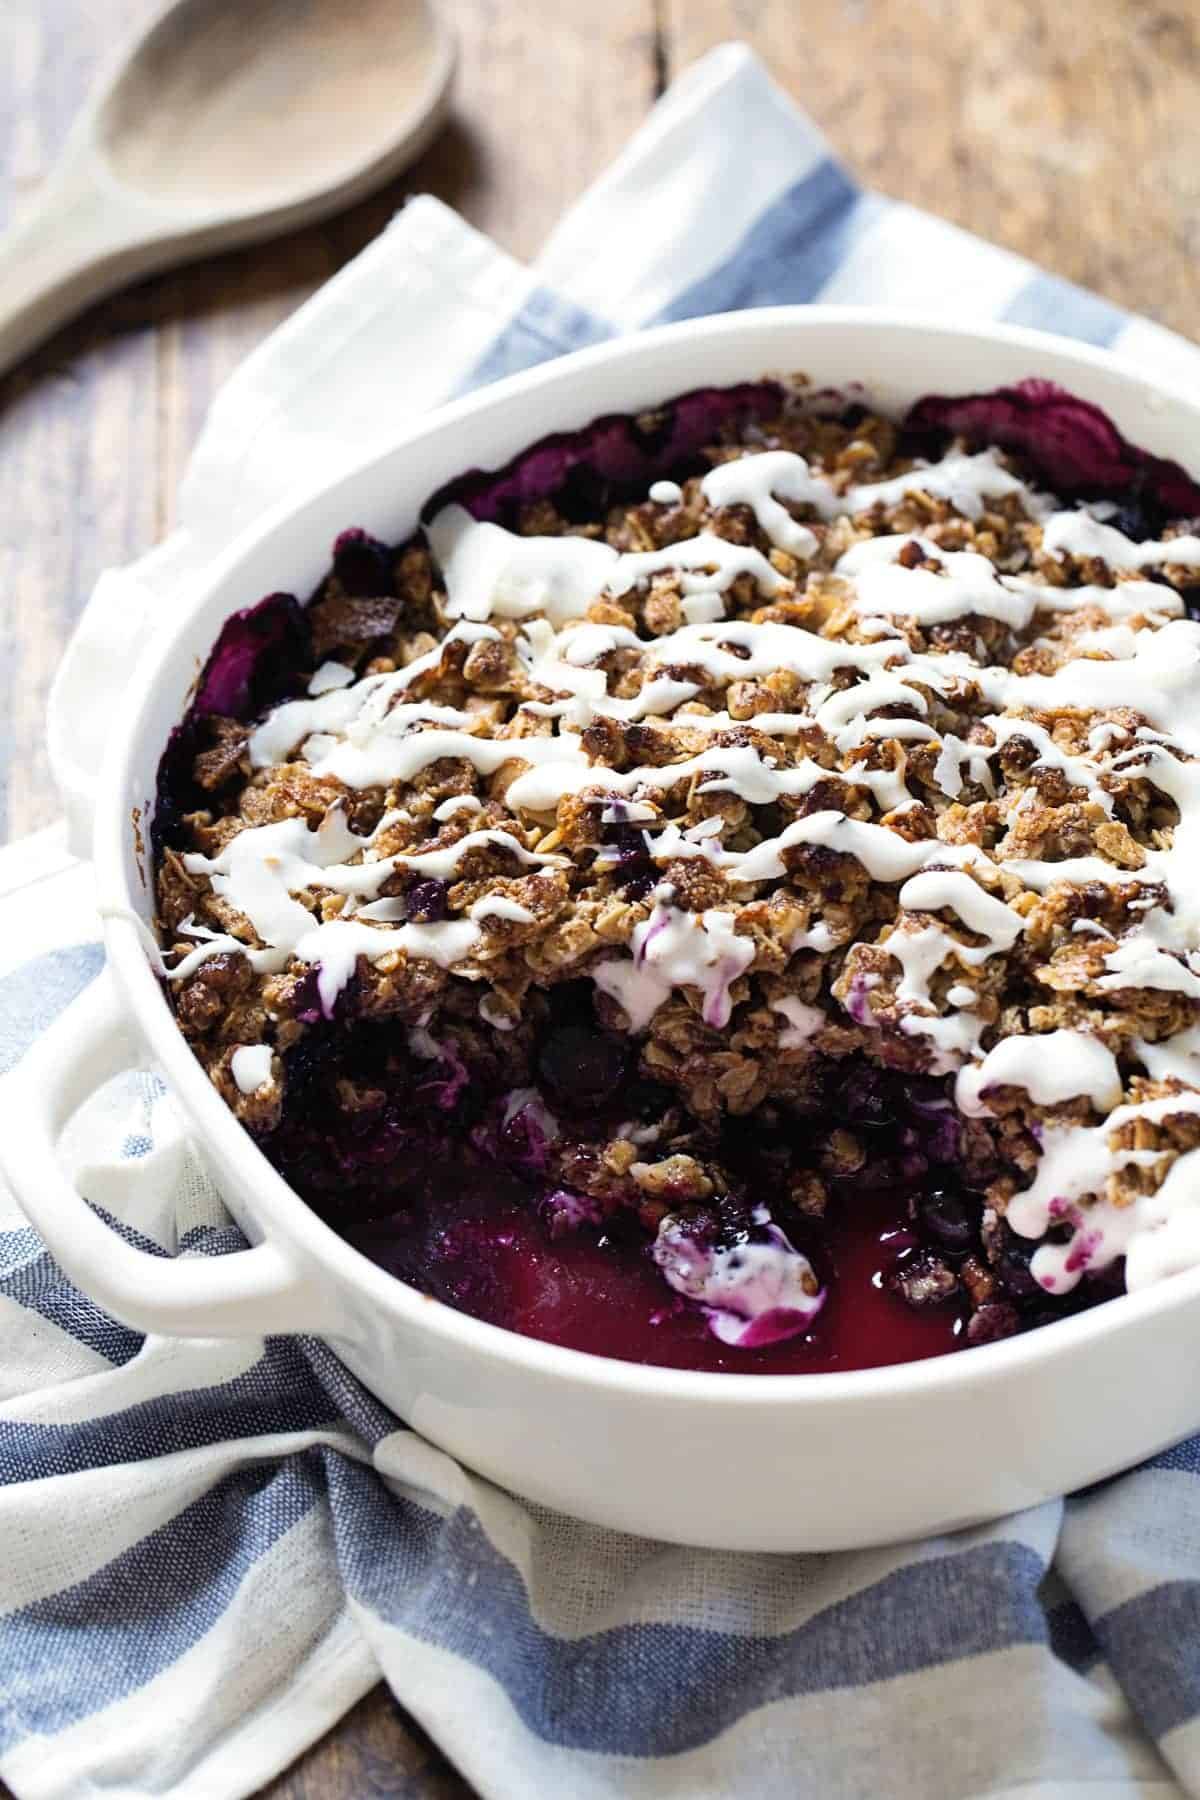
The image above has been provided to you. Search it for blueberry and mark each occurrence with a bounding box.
[606,824,646,863]
[332,527,394,597]
[1106,500,1154,542]
[406,879,448,923]
[537,1024,627,1109]
[918,1186,975,1253]
[626,1079,672,1123]
[996,1233,1042,1300]
[839,1068,896,1132]
[619,869,657,903]
[603,823,654,896]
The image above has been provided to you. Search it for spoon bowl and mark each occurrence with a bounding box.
[0,0,455,375]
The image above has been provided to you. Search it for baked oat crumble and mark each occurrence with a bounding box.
[151,379,1200,1370]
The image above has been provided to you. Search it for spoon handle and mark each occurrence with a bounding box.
[0,165,162,378]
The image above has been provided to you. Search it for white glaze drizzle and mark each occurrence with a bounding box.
[593,883,755,1031]
[470,894,537,924]
[307,661,356,696]
[1043,510,1200,570]
[700,452,821,556]
[955,1031,1122,1117]
[1005,1093,1200,1295]
[837,536,1040,630]
[230,1044,274,1094]
[771,995,825,1047]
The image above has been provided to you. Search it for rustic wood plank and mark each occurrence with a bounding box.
[0,0,161,843]
[663,0,1200,339]
[259,1686,475,1800]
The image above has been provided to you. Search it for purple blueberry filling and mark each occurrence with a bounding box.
[904,377,1200,527]
[330,527,395,597]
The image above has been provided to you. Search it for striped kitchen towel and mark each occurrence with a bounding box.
[4,41,1200,1800]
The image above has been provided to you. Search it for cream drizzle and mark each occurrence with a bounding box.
[231,1044,274,1095]
[1043,510,1200,570]
[593,883,755,1032]
[955,1031,1122,1118]
[771,996,826,1047]
[652,1205,824,1345]
[1006,1094,1200,1295]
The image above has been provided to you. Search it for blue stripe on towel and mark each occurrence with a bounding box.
[1096,1582,1200,1739]
[0,1228,145,1368]
[464,286,614,388]
[0,1339,341,1485]
[1141,1438,1200,1476]
[0,944,103,1074]
[338,1497,1056,1756]
[0,1455,328,1748]
[1001,271,1126,347]
[655,162,879,321]
[1046,1598,1103,1675]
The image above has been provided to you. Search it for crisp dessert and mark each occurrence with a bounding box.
[153,378,1200,1373]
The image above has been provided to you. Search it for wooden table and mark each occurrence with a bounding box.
[2,0,1197,1790]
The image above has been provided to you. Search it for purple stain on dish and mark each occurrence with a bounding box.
[152,592,310,856]
[904,379,1200,522]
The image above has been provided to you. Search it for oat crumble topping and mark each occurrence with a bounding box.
[151,380,1200,1367]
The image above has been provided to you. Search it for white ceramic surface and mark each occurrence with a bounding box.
[9,308,1200,1552]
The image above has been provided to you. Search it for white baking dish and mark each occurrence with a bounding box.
[7,307,1200,1552]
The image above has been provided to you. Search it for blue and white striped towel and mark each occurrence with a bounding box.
[7,43,1200,1800]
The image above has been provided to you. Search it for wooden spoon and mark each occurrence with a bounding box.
[0,0,455,376]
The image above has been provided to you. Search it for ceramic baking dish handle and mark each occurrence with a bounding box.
[1,973,339,1338]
